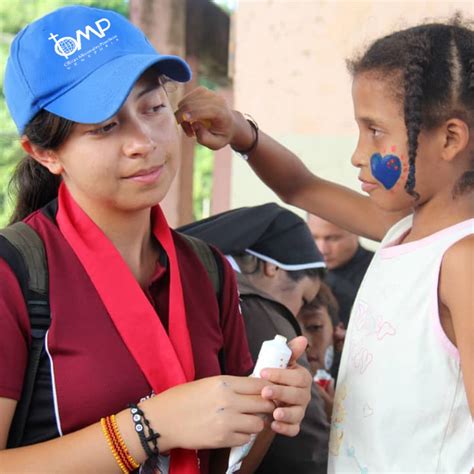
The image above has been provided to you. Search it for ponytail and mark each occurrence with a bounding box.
[9,157,60,224]
[8,110,74,224]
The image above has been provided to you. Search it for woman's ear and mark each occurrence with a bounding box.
[262,261,279,277]
[441,118,470,162]
[20,136,63,175]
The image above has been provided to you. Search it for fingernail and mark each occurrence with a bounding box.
[274,409,284,420]
[263,387,273,398]
[182,112,191,121]
[260,370,269,379]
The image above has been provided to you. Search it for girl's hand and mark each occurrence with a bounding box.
[141,374,275,451]
[175,86,253,151]
[258,336,313,437]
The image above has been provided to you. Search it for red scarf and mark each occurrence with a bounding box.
[57,183,199,474]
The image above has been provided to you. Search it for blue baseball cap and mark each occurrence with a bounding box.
[4,5,191,133]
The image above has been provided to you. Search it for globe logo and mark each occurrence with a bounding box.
[48,33,78,59]
[47,19,111,60]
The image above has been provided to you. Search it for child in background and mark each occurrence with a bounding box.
[177,19,474,472]
[298,281,342,378]
[298,282,344,422]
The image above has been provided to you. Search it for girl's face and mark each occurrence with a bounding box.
[350,72,442,212]
[46,70,180,215]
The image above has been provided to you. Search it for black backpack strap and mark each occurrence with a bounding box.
[179,233,221,295]
[179,233,226,373]
[0,222,50,448]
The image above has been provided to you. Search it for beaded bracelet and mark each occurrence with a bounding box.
[101,415,140,473]
[231,114,259,160]
[128,403,160,459]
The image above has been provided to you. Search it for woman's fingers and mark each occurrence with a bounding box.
[287,336,309,364]
[260,364,312,390]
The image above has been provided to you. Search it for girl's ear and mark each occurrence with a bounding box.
[441,118,470,162]
[20,136,63,175]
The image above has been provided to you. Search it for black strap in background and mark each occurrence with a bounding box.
[0,223,51,449]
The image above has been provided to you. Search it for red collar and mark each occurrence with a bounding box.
[56,183,199,473]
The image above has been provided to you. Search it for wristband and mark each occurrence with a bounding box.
[128,404,160,459]
[231,114,259,160]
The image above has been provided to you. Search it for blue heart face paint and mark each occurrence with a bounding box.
[370,153,402,190]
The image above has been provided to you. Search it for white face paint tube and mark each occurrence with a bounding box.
[226,335,292,474]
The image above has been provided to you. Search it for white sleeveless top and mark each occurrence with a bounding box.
[328,216,474,473]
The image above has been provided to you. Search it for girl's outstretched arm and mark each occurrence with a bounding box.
[439,234,474,417]
[176,87,407,242]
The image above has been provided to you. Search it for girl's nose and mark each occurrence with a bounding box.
[351,143,368,168]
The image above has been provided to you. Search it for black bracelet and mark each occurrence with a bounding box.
[128,403,160,459]
[231,114,259,157]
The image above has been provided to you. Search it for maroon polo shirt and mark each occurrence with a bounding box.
[0,204,253,472]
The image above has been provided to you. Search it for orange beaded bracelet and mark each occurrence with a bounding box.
[101,415,140,473]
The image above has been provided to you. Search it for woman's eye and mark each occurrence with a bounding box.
[89,122,117,135]
[150,103,165,113]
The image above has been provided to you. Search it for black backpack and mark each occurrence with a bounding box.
[0,221,223,448]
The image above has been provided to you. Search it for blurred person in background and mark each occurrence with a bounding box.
[307,215,374,329]
[298,281,345,421]
[179,203,331,474]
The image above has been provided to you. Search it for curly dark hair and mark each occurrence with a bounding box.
[347,17,474,199]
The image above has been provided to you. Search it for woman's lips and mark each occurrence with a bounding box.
[126,165,164,184]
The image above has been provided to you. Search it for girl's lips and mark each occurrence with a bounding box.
[360,180,378,193]
[126,165,164,184]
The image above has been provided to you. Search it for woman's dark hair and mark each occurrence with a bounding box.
[234,253,325,281]
[9,72,173,224]
[347,17,474,198]
[9,110,74,224]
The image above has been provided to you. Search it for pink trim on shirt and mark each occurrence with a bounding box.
[380,218,474,259]
[430,261,460,362]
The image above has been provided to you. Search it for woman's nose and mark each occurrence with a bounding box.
[122,122,157,157]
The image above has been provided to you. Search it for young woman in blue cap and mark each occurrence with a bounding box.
[0,6,312,473]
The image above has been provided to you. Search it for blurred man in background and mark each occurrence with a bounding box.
[307,215,374,328]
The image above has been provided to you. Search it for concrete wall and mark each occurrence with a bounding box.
[231,0,472,245]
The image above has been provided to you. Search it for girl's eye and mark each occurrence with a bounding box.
[370,127,382,137]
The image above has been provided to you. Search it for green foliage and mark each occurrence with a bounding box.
[193,144,214,221]
[0,0,129,226]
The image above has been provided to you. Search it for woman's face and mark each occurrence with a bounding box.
[44,71,180,215]
[298,305,334,376]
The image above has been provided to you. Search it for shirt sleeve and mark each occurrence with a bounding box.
[215,250,254,377]
[0,258,30,400]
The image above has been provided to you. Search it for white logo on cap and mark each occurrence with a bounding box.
[48,18,111,59]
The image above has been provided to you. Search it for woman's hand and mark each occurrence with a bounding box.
[258,336,313,437]
[175,86,254,152]
[141,374,275,452]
